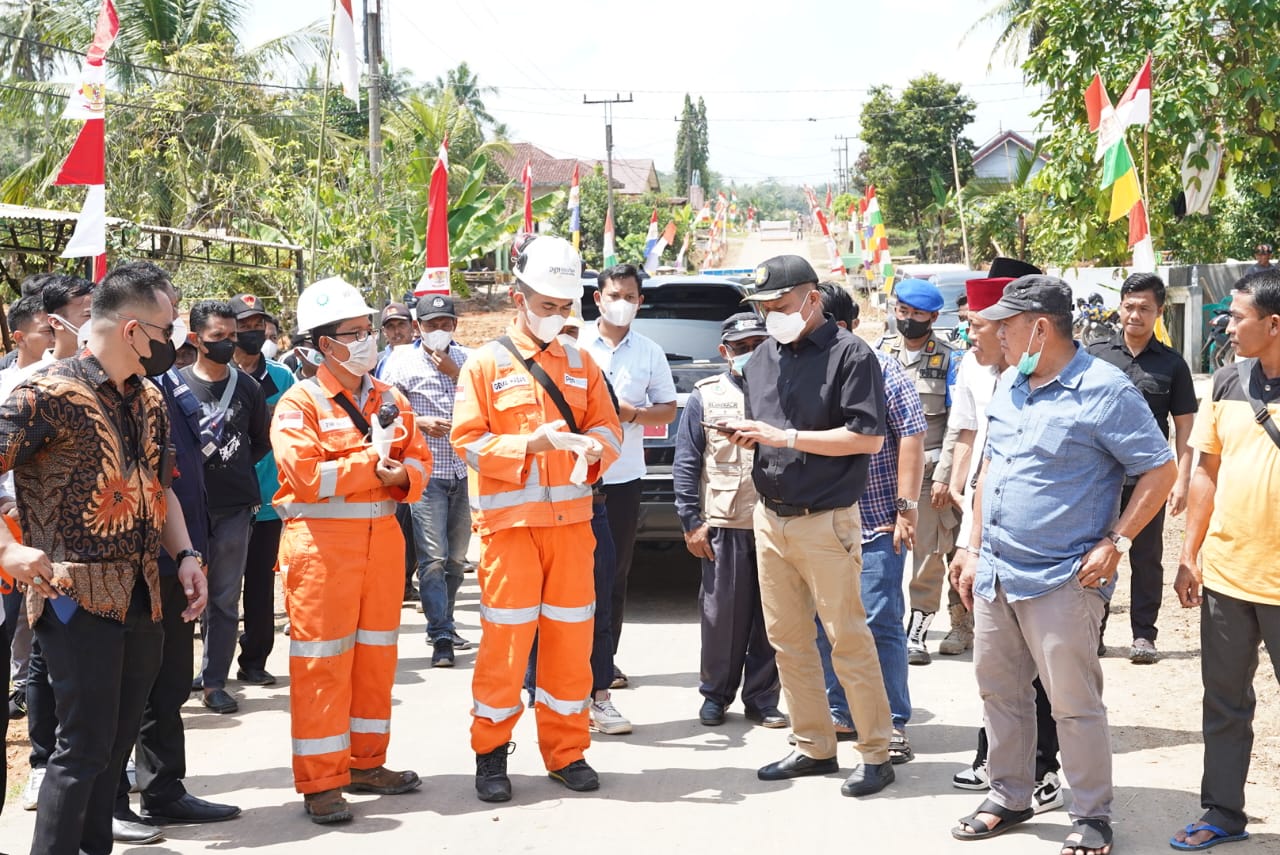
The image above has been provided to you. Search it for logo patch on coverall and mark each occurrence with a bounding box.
[492,374,531,393]
[563,374,587,390]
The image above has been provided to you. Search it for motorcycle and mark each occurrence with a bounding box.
[1200,308,1234,370]
[1073,294,1120,346]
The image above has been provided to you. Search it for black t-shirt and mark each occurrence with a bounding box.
[742,317,886,509]
[179,365,271,512]
[1087,333,1197,438]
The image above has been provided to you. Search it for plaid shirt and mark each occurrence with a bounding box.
[860,350,927,541]
[378,341,470,480]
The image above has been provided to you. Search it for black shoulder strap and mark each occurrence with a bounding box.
[1237,358,1280,450]
[331,390,372,438]
[497,336,580,434]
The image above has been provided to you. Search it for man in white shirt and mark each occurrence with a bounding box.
[577,264,677,709]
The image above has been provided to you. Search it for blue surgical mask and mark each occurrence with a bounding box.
[1017,322,1045,376]
[731,353,751,374]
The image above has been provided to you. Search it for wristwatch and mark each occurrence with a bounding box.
[175,548,204,566]
[785,428,797,449]
[895,497,919,512]
[1106,531,1132,554]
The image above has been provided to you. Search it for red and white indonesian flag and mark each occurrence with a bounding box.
[1116,53,1152,128]
[521,159,534,233]
[416,140,451,296]
[334,0,360,102]
[62,0,117,120]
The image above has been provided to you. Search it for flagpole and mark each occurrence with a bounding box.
[308,4,339,281]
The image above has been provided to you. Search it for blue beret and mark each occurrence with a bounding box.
[894,278,944,312]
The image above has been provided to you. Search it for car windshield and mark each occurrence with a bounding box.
[581,278,745,362]
[628,318,722,362]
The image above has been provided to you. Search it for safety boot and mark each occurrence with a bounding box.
[906,608,935,665]
[475,743,515,803]
[938,603,974,655]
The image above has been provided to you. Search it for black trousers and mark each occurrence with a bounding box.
[1,601,10,816]
[699,527,779,710]
[603,479,642,655]
[116,574,194,815]
[1198,587,1280,835]
[25,635,56,768]
[1102,483,1167,641]
[974,676,1061,780]
[31,583,163,855]
[397,503,417,593]
[238,517,281,673]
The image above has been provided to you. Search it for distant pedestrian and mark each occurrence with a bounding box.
[1245,242,1273,276]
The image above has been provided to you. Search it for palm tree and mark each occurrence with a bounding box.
[966,0,1047,67]
[426,61,498,125]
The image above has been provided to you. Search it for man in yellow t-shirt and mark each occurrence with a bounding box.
[1172,270,1280,850]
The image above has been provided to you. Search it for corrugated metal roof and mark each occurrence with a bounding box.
[0,202,126,226]
[0,203,301,251]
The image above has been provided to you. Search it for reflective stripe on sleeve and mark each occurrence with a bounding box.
[290,634,356,659]
[404,457,427,479]
[473,699,524,724]
[463,433,497,471]
[540,602,595,623]
[350,717,391,734]
[292,733,351,756]
[355,628,398,646]
[278,499,396,520]
[587,425,621,454]
[473,482,592,512]
[480,604,541,625]
[563,343,583,369]
[534,687,591,716]
[317,461,340,498]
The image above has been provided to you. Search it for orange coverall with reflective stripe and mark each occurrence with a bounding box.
[451,325,621,770]
[270,363,430,794]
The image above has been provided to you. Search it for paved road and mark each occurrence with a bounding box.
[2,546,1277,854]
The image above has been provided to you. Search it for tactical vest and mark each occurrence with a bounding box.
[883,331,955,452]
[695,374,757,530]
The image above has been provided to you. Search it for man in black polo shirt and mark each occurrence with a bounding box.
[1086,272,1196,663]
[723,255,894,797]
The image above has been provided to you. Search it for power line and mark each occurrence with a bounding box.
[486,80,1036,95]
[0,80,361,121]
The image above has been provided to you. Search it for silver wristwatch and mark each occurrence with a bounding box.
[895,497,918,512]
[1107,531,1132,554]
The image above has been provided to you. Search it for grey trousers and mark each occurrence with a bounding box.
[199,506,254,690]
[1199,587,1280,835]
[974,577,1111,820]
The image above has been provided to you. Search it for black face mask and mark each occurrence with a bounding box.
[133,331,177,377]
[896,317,932,340]
[236,328,266,356]
[201,338,237,365]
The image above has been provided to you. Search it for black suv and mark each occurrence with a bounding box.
[581,274,749,541]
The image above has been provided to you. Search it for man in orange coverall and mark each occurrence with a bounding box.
[452,234,622,802]
[270,276,431,824]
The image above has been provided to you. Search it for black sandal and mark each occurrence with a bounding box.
[951,798,1036,841]
[1062,818,1113,855]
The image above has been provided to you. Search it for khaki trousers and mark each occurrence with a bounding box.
[754,504,891,763]
[908,461,959,613]
[974,577,1112,820]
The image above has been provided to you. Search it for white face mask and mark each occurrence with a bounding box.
[335,335,379,375]
[423,330,453,352]
[52,313,90,347]
[765,296,813,344]
[261,339,280,360]
[556,333,578,349]
[522,299,568,343]
[169,317,189,349]
[599,296,638,327]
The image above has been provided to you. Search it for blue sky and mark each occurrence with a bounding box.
[244,0,1045,186]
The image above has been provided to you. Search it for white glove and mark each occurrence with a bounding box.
[532,420,602,485]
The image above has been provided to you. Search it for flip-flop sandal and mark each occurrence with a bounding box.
[1063,818,1113,855]
[1169,823,1250,851]
[951,798,1035,841]
[889,729,914,764]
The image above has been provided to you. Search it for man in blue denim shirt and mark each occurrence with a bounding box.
[949,276,1176,855]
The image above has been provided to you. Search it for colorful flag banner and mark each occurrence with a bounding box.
[642,209,659,259]
[334,0,360,102]
[62,184,107,260]
[1100,138,1143,221]
[675,231,691,271]
[521,159,534,233]
[568,163,580,250]
[416,140,451,296]
[644,221,677,274]
[602,209,617,269]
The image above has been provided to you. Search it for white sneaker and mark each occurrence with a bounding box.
[589,696,632,735]
[1033,771,1065,813]
[951,761,990,790]
[22,766,46,810]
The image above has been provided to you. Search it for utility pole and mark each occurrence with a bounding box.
[833,134,856,193]
[584,93,634,227]
[364,0,385,298]
[951,136,972,269]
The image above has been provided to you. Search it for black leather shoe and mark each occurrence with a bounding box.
[112,813,165,844]
[757,751,839,781]
[476,744,513,803]
[699,699,726,726]
[236,668,276,686]
[141,793,241,825]
[432,638,455,668]
[201,689,239,714]
[548,759,599,792]
[744,706,789,728]
[841,761,895,797]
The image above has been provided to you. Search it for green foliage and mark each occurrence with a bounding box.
[673,94,709,191]
[857,74,975,261]
[1021,0,1280,265]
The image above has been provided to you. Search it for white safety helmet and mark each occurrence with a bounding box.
[295,276,376,333]
[513,235,583,300]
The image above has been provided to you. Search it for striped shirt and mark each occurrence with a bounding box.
[379,341,470,480]
[859,350,927,541]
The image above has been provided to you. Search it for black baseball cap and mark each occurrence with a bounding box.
[978,275,1074,321]
[416,294,458,321]
[229,293,268,319]
[741,255,819,302]
[721,312,767,342]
